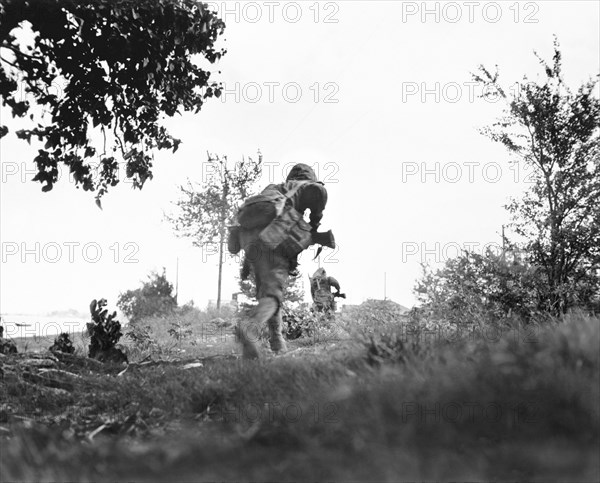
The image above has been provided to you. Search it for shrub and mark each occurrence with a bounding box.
[168,318,195,345]
[415,250,547,326]
[282,305,318,340]
[125,324,157,352]
[87,298,127,363]
[352,299,407,327]
[117,269,177,323]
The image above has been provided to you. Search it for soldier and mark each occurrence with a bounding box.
[0,322,18,354]
[231,163,329,359]
[310,268,345,315]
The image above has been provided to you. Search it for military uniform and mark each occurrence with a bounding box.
[236,164,327,359]
[310,268,341,314]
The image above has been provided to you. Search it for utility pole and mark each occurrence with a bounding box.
[216,183,228,312]
[501,225,506,262]
[384,272,387,300]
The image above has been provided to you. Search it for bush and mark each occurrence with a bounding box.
[351,299,407,328]
[125,323,157,352]
[168,317,195,345]
[415,250,548,327]
[87,298,127,363]
[282,305,317,340]
[117,269,177,323]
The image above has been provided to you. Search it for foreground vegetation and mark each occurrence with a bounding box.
[1,305,598,482]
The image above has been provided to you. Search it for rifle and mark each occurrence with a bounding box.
[310,229,335,259]
[310,229,335,258]
[311,229,335,249]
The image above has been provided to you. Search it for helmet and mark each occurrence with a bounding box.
[312,267,327,278]
[286,163,317,182]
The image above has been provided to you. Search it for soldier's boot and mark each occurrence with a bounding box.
[236,319,260,360]
[237,297,279,360]
[267,312,287,354]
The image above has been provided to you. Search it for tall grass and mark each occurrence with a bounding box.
[1,308,598,481]
[120,305,239,361]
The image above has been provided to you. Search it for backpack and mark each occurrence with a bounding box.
[237,181,308,230]
[237,188,286,230]
[309,273,334,307]
[230,181,315,257]
[259,202,313,257]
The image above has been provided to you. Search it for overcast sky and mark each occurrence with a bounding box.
[1,1,599,321]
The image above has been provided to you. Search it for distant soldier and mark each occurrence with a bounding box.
[229,163,334,359]
[310,268,345,315]
[0,322,17,354]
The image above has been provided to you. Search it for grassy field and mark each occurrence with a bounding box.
[1,309,599,482]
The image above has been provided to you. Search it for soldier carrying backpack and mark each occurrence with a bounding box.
[309,267,345,315]
[228,163,334,359]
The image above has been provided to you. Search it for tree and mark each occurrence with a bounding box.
[0,0,225,202]
[473,38,600,314]
[168,152,262,310]
[414,250,541,325]
[117,269,177,323]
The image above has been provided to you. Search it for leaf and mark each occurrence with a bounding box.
[3,0,226,200]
